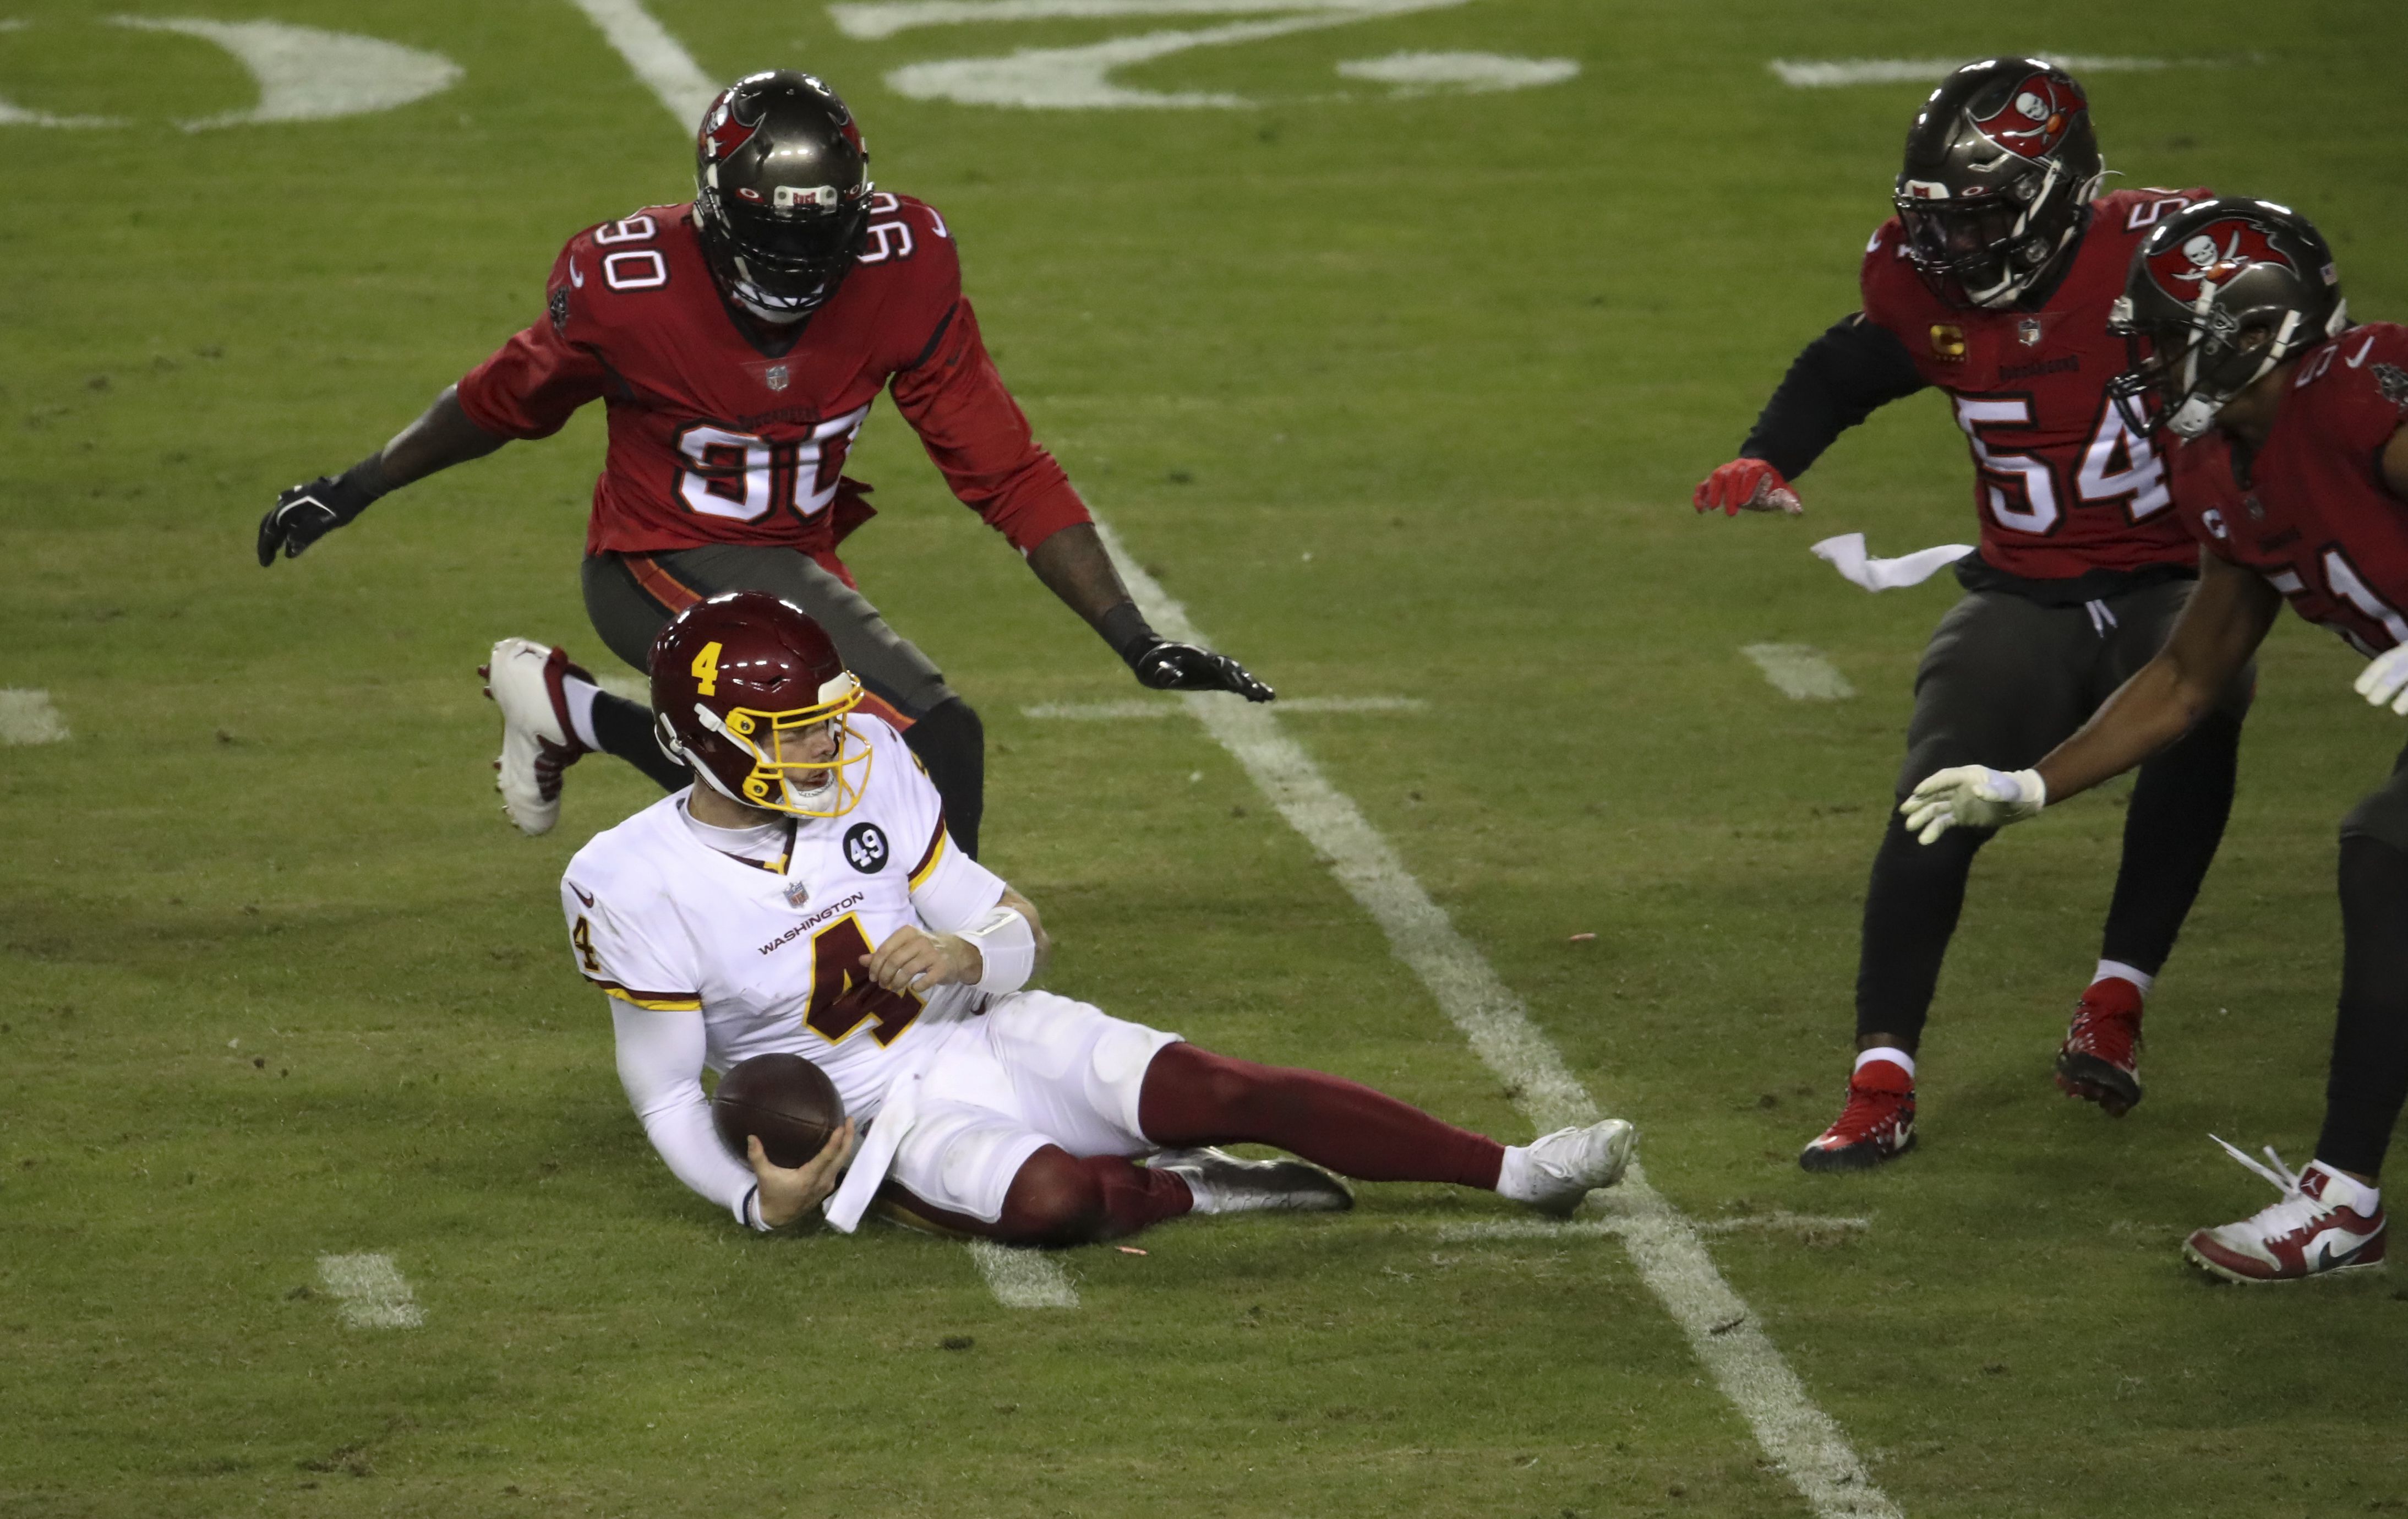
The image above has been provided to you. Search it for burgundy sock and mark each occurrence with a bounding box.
[1138,1043,1505,1189]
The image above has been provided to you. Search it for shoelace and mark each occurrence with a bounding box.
[2208,1135,2329,1235]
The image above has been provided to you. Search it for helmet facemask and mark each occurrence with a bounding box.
[1896,155,2093,309]
[694,186,869,321]
[681,671,873,818]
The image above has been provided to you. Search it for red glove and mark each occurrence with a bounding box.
[1692,458,1802,516]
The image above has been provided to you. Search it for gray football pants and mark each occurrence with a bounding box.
[1855,577,2253,1043]
[580,546,957,720]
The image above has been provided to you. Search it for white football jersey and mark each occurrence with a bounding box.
[560,715,1007,1120]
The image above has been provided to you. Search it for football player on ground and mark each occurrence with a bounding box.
[1906,199,2402,1281]
[570,590,1636,1244]
[1693,59,2252,1169]
[257,70,1270,858]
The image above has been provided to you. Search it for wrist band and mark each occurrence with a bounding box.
[341,451,397,502]
[959,905,1036,994]
[1098,601,1157,666]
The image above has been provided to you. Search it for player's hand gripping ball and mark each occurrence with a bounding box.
[712,1053,846,1168]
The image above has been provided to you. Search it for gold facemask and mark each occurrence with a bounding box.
[705,672,873,818]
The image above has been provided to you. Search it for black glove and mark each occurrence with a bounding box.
[1131,638,1276,702]
[257,455,391,566]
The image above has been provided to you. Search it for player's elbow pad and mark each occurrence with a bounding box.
[961,905,1036,994]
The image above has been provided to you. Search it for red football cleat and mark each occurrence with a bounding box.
[1799,1059,1916,1173]
[2183,1138,2387,1283]
[2055,976,2145,1116]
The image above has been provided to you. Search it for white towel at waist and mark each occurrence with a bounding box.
[1811,532,1975,592]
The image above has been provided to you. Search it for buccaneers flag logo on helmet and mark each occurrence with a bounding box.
[1971,71,2083,161]
[701,92,762,162]
[2142,220,2297,300]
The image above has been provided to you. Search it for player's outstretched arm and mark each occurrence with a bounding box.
[747,1121,859,1229]
[1028,525,1276,701]
[258,385,509,565]
[1903,553,2280,842]
[1694,314,1927,519]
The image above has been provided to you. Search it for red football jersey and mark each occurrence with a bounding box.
[2172,323,2408,657]
[456,194,1090,562]
[1861,187,2212,580]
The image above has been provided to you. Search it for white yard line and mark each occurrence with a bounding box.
[1743,643,1856,702]
[564,0,718,125]
[831,0,1450,42]
[1434,1212,1870,1244]
[0,689,70,745]
[1023,694,1424,720]
[968,1240,1082,1307]
[1099,526,1898,1519]
[1767,55,2183,89]
[316,1253,425,1328]
[576,12,1896,1505]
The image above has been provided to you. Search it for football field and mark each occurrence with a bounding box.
[8,2,2408,1515]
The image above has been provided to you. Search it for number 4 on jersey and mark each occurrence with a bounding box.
[804,914,922,1047]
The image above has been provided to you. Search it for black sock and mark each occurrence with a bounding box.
[902,699,985,858]
[590,692,689,792]
[2314,835,2408,1179]
[1854,811,1992,1050]
[2098,709,2241,974]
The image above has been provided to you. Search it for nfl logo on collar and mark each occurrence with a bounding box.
[2017,317,2044,347]
[765,363,790,391]
[783,878,810,909]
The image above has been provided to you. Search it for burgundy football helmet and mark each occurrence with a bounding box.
[651,590,871,816]
[1893,58,2104,309]
[693,71,873,321]
[2107,197,2349,438]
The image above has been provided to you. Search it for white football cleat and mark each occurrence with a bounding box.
[1149,1148,1353,1215]
[2182,1137,2387,1284]
[481,637,593,836]
[1507,1119,1637,1216]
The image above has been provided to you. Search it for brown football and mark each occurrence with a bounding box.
[711,1053,845,1169]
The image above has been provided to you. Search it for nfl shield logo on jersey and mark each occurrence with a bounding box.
[765,364,790,392]
[2017,317,2044,347]
[783,877,811,910]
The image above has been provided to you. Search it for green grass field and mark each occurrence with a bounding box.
[7,2,2408,1514]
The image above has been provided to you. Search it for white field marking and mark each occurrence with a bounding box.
[1767,55,2183,89]
[968,1240,1081,1308]
[833,0,1437,42]
[1743,643,1856,702]
[880,0,1466,110]
[0,690,70,745]
[595,671,650,705]
[579,17,1893,1495]
[564,0,719,127]
[1433,1214,1868,1243]
[316,1253,425,1328]
[108,18,459,130]
[1096,521,1899,1519]
[1336,50,1579,95]
[1022,694,1426,720]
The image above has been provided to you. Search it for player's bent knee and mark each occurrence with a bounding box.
[992,1146,1108,1248]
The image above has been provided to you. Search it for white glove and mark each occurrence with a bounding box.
[1899,766,2047,844]
[2354,645,2408,716]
